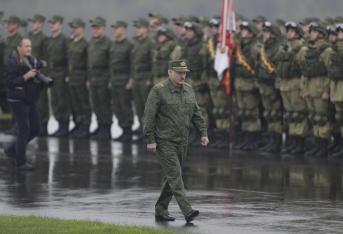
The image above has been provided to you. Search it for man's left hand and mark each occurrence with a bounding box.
[201,137,209,147]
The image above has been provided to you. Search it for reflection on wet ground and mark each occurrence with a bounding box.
[0,134,342,234]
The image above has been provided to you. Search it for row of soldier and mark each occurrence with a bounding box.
[1,12,343,159]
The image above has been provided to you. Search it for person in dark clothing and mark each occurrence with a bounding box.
[4,38,45,171]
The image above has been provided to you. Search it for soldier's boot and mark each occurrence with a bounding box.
[208,129,220,148]
[90,126,100,136]
[38,122,48,137]
[132,126,142,136]
[234,132,249,150]
[329,133,342,154]
[304,137,321,158]
[69,124,79,136]
[265,133,282,153]
[259,132,273,152]
[289,136,305,154]
[242,132,261,151]
[217,130,230,150]
[73,124,90,139]
[91,124,111,141]
[282,135,296,154]
[112,128,125,142]
[51,122,69,137]
[313,138,328,158]
[121,128,133,143]
[329,144,343,159]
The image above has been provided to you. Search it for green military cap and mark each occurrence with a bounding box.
[48,15,63,24]
[184,21,203,37]
[111,20,127,28]
[28,14,46,23]
[4,15,21,24]
[20,19,28,27]
[148,13,169,25]
[168,59,190,72]
[323,17,335,26]
[274,18,285,27]
[187,16,200,23]
[253,15,266,23]
[133,18,149,28]
[90,16,106,27]
[160,17,169,25]
[263,21,281,36]
[309,22,327,36]
[69,18,85,28]
[172,16,187,26]
[157,26,175,39]
[240,20,258,34]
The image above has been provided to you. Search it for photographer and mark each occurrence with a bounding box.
[4,38,48,171]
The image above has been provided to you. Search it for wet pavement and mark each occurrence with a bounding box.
[0,134,342,234]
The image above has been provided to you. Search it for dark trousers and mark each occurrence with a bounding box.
[7,101,40,166]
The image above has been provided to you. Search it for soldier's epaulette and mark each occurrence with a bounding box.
[155,82,165,89]
[182,82,192,88]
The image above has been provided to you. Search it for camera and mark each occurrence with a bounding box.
[24,56,54,87]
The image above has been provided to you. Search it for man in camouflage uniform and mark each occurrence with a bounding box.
[153,26,181,85]
[2,16,22,114]
[172,16,187,53]
[67,18,91,139]
[327,25,338,46]
[88,16,112,140]
[233,21,262,151]
[202,17,230,149]
[131,18,154,141]
[299,22,332,158]
[277,21,308,154]
[143,59,209,223]
[110,20,134,142]
[28,14,49,136]
[182,21,211,144]
[256,21,284,153]
[328,24,343,159]
[47,15,71,137]
[253,15,267,43]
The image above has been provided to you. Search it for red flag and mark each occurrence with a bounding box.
[214,0,236,95]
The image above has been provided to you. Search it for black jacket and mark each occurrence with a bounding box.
[5,50,44,104]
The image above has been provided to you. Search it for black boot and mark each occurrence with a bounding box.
[132,127,142,135]
[73,124,90,139]
[121,128,133,143]
[304,137,320,158]
[290,136,305,154]
[313,138,328,158]
[51,122,69,137]
[91,126,100,136]
[282,135,296,154]
[38,122,48,137]
[259,132,273,152]
[329,133,342,154]
[265,133,282,153]
[234,132,249,150]
[91,124,111,140]
[329,144,343,159]
[242,132,261,151]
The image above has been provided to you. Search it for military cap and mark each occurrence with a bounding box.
[20,20,28,27]
[209,17,220,27]
[240,20,258,34]
[284,21,304,37]
[133,18,149,28]
[48,15,63,24]
[111,20,127,28]
[157,26,175,39]
[323,17,335,27]
[274,18,285,27]
[172,16,187,26]
[184,21,203,37]
[4,15,21,24]
[263,21,281,36]
[309,22,327,36]
[253,15,266,23]
[326,25,337,35]
[168,59,190,72]
[90,16,106,27]
[299,17,320,26]
[28,14,46,23]
[69,18,85,28]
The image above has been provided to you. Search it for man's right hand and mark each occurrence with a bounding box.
[147,143,157,153]
[24,69,37,80]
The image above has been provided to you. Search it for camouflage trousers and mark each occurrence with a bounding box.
[280,79,309,136]
[155,140,193,217]
[208,78,230,129]
[258,81,283,134]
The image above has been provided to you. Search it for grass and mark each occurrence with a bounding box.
[0,216,186,234]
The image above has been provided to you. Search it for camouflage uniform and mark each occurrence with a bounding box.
[143,60,207,221]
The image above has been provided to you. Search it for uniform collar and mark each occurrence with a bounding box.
[167,78,185,93]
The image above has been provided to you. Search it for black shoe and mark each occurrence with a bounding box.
[38,122,48,137]
[185,210,199,223]
[17,162,35,171]
[51,122,69,137]
[155,214,176,222]
[4,147,16,166]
